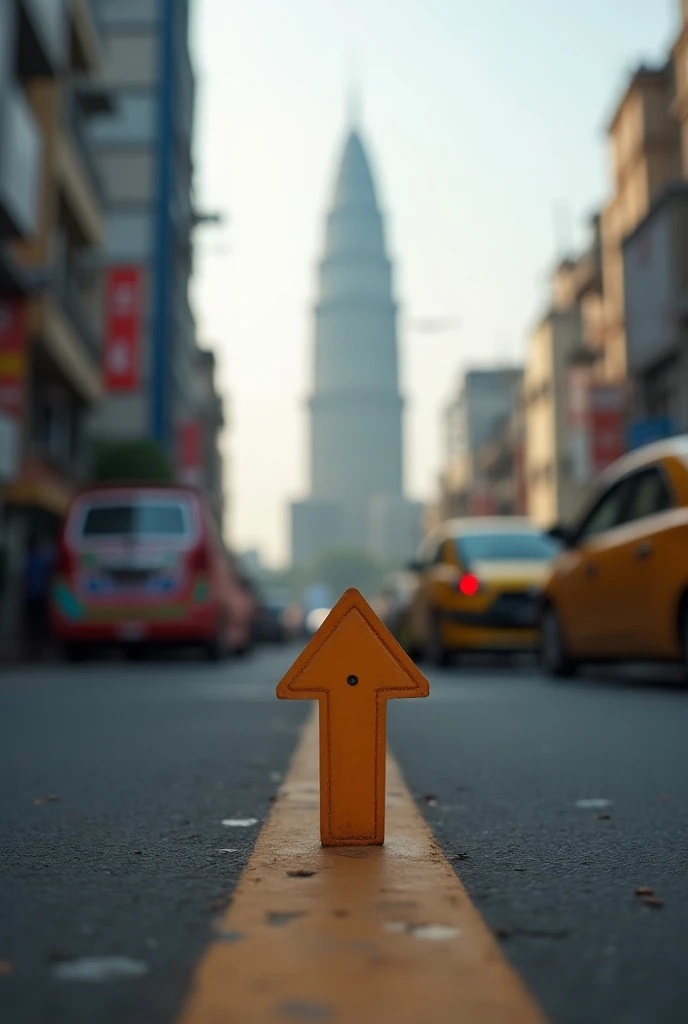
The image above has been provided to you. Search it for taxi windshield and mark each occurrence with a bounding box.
[456,532,559,564]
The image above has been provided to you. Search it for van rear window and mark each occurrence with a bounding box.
[80,502,189,538]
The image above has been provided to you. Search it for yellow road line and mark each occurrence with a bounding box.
[179,709,546,1024]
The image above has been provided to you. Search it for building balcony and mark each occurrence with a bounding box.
[31,290,101,406]
[17,0,68,79]
[0,82,42,239]
[67,0,103,75]
[53,253,101,364]
[1,450,76,516]
[55,84,105,246]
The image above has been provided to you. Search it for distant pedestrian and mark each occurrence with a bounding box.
[23,532,55,661]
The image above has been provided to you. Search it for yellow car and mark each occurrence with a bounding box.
[542,436,688,681]
[406,517,560,665]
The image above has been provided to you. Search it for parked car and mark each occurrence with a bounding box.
[405,517,560,665]
[377,570,419,648]
[541,436,688,681]
[256,596,289,644]
[50,483,254,660]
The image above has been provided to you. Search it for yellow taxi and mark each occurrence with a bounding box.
[541,436,688,681]
[406,517,560,665]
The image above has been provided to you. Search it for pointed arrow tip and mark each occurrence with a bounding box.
[276,587,429,700]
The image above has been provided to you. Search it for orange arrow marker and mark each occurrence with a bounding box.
[276,588,429,846]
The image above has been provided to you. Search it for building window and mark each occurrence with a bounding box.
[88,94,155,145]
[106,210,153,260]
[97,0,158,25]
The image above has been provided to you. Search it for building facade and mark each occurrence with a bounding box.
[524,303,590,527]
[600,62,681,383]
[177,346,225,526]
[1,0,108,651]
[86,0,198,454]
[524,231,628,529]
[441,368,523,518]
[291,125,420,566]
[620,4,688,441]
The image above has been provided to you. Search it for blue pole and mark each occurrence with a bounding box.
[151,0,174,446]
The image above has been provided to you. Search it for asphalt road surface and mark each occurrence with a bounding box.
[1,647,687,1024]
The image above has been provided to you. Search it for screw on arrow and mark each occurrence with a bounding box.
[276,588,430,847]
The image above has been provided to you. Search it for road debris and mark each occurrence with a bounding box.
[635,887,663,909]
[52,956,148,981]
[221,818,258,828]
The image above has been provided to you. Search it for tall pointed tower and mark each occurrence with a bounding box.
[291,124,421,566]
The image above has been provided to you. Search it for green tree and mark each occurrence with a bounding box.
[90,438,175,484]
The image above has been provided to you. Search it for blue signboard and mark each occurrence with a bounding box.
[628,418,675,451]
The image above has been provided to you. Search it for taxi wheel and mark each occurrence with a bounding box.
[541,605,577,678]
[680,604,688,684]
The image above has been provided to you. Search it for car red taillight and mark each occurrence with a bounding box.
[457,573,480,596]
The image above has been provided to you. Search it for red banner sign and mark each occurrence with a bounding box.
[103,267,142,392]
[590,386,625,477]
[0,299,28,418]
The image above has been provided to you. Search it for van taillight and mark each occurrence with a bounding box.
[189,542,211,574]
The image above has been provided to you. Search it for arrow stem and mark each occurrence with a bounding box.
[318,694,387,846]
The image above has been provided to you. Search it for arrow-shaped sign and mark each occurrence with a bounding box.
[277,588,429,846]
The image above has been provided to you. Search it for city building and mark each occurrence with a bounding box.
[441,368,523,518]
[524,296,589,528]
[620,4,688,442]
[623,182,688,438]
[176,346,226,526]
[675,0,688,170]
[474,398,527,517]
[1,0,108,650]
[600,61,681,383]
[524,235,626,528]
[523,12,688,528]
[291,122,421,565]
[86,0,199,458]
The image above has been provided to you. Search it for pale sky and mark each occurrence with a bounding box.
[190,0,677,568]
